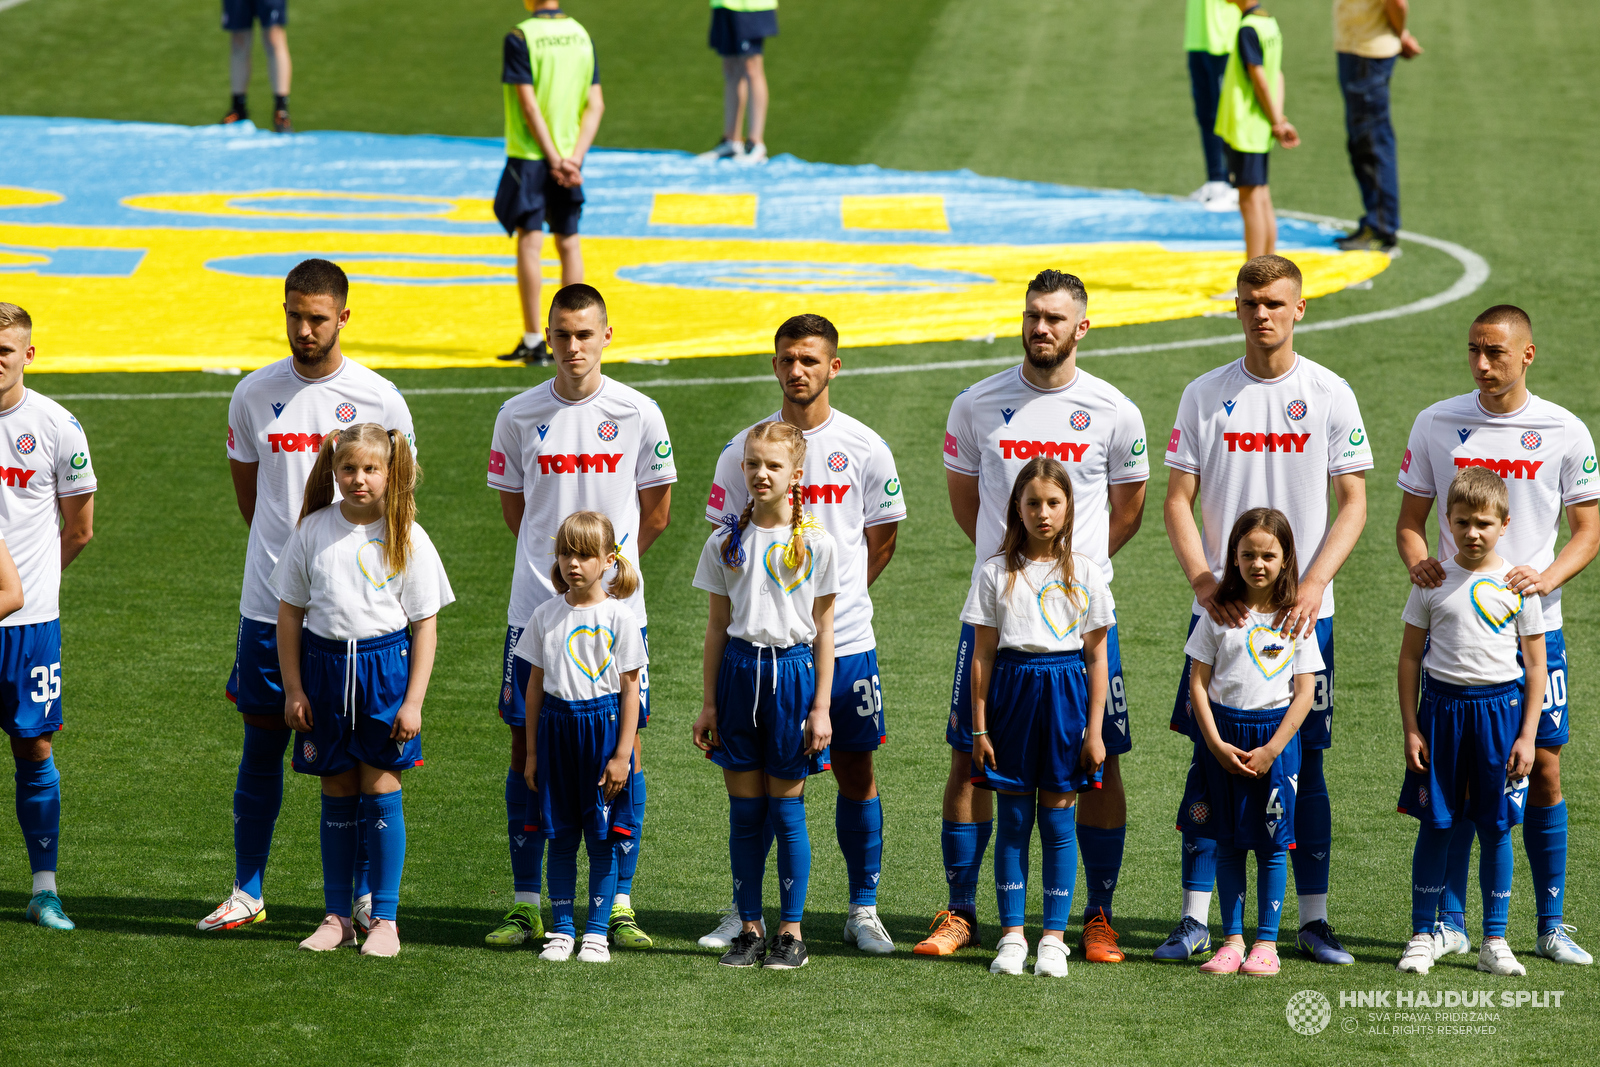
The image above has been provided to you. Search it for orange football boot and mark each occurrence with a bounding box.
[1080,911,1125,962]
[913,910,980,956]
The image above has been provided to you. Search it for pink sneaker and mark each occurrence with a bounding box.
[1199,943,1245,974]
[1241,943,1280,975]
[298,913,356,951]
[360,918,401,957]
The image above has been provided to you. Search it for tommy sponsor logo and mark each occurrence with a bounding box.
[1454,457,1543,479]
[999,439,1089,461]
[801,483,851,504]
[536,452,624,474]
[1223,432,1312,453]
[268,432,329,453]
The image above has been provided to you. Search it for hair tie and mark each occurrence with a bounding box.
[613,542,624,557]
[718,513,746,567]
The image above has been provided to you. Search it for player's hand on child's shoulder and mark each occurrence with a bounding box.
[1409,556,1447,589]
[1504,565,1547,598]
[1196,575,1249,629]
[1273,578,1324,639]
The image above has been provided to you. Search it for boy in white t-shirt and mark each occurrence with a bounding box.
[1396,466,1545,977]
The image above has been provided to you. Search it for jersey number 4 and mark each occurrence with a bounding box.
[31,662,61,705]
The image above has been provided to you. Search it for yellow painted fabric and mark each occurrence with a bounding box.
[840,196,949,232]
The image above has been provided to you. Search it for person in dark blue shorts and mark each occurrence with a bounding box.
[220,0,293,132]
[698,0,779,164]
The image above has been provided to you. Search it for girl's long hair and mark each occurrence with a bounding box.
[549,510,640,600]
[720,421,810,570]
[1215,507,1300,611]
[996,456,1077,598]
[299,423,419,575]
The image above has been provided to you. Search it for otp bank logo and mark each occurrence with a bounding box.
[268,432,328,453]
[999,440,1089,461]
[1223,432,1311,453]
[536,452,624,474]
[1454,457,1543,480]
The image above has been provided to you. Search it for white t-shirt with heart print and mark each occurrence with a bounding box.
[1184,609,1325,712]
[1401,559,1545,688]
[513,595,648,702]
[960,552,1115,655]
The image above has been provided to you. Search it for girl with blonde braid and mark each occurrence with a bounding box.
[692,421,839,970]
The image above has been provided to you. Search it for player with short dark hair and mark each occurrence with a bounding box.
[921,271,1149,962]
[220,0,293,132]
[1159,254,1370,966]
[495,0,606,366]
[198,260,418,934]
[1396,305,1598,966]
[699,312,905,954]
[484,283,675,951]
[0,302,94,932]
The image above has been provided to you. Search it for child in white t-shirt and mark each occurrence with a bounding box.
[961,456,1115,978]
[513,510,646,964]
[1396,466,1544,977]
[1178,507,1321,977]
[692,421,838,971]
[271,423,454,958]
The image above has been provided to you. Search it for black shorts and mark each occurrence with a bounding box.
[1225,146,1269,188]
[709,8,778,57]
[493,158,583,237]
[222,0,286,32]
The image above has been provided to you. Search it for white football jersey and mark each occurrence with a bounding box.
[705,409,906,657]
[1397,391,1598,631]
[488,377,676,627]
[270,507,454,641]
[0,390,96,626]
[513,595,648,703]
[1401,559,1544,688]
[1165,354,1373,618]
[959,552,1115,655]
[692,523,840,648]
[228,357,417,625]
[944,365,1148,586]
[1184,610,1325,712]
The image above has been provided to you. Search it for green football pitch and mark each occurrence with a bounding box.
[2,1,1598,1064]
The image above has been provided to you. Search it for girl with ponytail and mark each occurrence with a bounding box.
[692,421,839,970]
[511,510,647,963]
[271,423,454,958]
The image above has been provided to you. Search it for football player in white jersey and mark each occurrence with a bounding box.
[919,271,1149,962]
[1396,305,1599,966]
[200,260,418,933]
[484,284,675,950]
[0,303,94,932]
[1158,254,1370,966]
[698,314,905,954]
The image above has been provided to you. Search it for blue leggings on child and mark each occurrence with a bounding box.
[234,723,289,899]
[546,827,619,937]
[1077,822,1124,917]
[943,818,993,915]
[1417,822,1512,937]
[1217,844,1288,940]
[995,794,1078,930]
[1456,803,1576,935]
[506,768,542,894]
[363,790,406,922]
[770,795,811,923]
[730,795,769,922]
[15,755,61,874]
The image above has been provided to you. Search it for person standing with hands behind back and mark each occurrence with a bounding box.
[1216,1,1300,261]
[495,0,605,366]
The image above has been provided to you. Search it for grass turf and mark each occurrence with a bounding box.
[2,1,1599,1064]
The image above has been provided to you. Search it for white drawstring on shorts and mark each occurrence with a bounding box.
[344,638,358,728]
[750,643,777,728]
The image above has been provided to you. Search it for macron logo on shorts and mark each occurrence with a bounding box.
[488,449,507,476]
[708,483,726,511]
[944,432,959,458]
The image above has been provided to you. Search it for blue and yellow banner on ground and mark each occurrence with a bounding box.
[0,117,1387,372]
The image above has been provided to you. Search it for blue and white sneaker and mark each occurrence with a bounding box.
[1298,920,1355,964]
[1153,916,1212,961]
[1432,920,1471,957]
[25,890,75,931]
[1535,925,1593,966]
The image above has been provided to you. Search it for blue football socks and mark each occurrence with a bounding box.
[363,789,406,922]
[1438,818,1474,929]
[994,793,1035,928]
[1290,746,1332,896]
[319,794,360,917]
[1216,844,1247,937]
[506,768,541,895]
[1479,825,1513,939]
[1411,824,1453,934]
[1037,804,1078,931]
[1524,801,1567,936]
[728,795,769,922]
[614,769,644,897]
[1077,822,1124,920]
[14,755,61,875]
[942,818,992,918]
[770,795,811,924]
[836,795,884,907]
[1181,831,1218,891]
[584,830,620,936]
[233,723,289,899]
[547,828,579,936]
[1256,848,1288,941]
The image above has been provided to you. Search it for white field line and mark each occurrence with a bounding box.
[40,217,1487,403]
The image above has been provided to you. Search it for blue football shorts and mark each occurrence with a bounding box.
[1398,675,1529,833]
[711,638,815,781]
[227,615,282,717]
[0,620,64,739]
[291,629,422,776]
[1176,702,1301,850]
